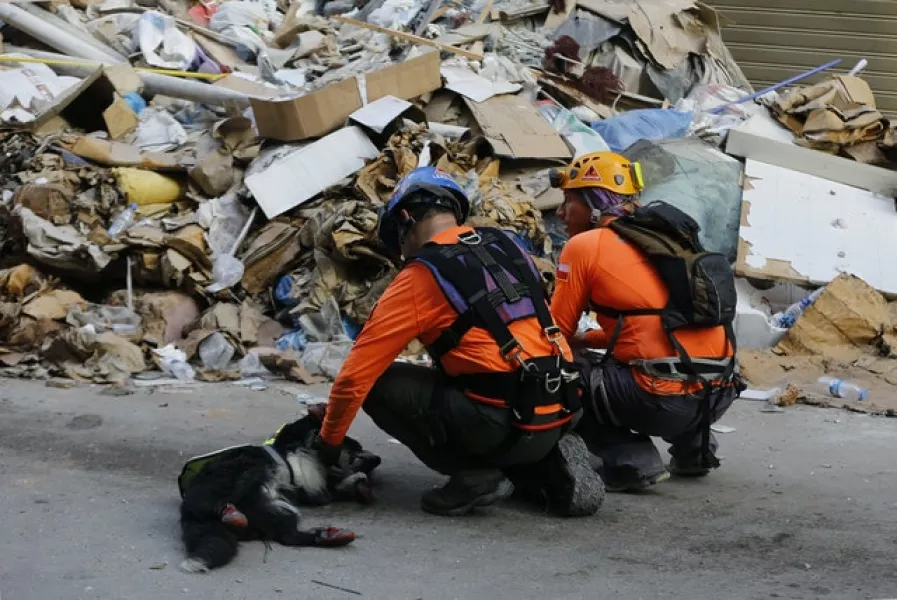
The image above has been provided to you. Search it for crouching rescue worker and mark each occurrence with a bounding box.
[309,167,604,517]
[549,151,745,492]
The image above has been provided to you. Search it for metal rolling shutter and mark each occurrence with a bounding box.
[709,0,897,115]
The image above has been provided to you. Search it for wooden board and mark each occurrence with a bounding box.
[736,159,897,295]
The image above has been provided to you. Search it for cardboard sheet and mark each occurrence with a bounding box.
[364,50,442,104]
[251,50,441,142]
[574,0,707,69]
[736,159,897,295]
[464,95,572,160]
[244,126,379,219]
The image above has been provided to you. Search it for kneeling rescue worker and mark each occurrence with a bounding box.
[309,167,604,517]
[549,151,746,492]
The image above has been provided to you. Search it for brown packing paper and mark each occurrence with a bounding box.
[775,274,897,363]
[61,135,184,171]
[128,291,200,347]
[241,221,303,294]
[43,328,145,384]
[253,347,324,384]
[22,290,87,321]
[0,265,44,298]
[14,183,73,225]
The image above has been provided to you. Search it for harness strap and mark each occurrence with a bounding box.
[420,228,542,364]
[487,230,555,331]
[263,443,296,485]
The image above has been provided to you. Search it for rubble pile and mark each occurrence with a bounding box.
[0,0,894,409]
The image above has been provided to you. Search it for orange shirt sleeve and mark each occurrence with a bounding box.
[319,266,425,446]
[550,232,597,343]
[584,328,609,348]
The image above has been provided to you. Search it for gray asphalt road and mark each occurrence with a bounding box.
[1,378,895,600]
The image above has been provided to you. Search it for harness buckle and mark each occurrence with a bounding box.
[545,373,562,394]
[500,339,522,361]
[544,325,564,343]
[458,230,483,246]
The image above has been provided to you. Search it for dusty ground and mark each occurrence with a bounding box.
[1,378,896,600]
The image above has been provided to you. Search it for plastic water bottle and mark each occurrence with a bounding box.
[816,377,868,401]
[771,288,824,328]
[108,203,138,238]
[167,360,195,382]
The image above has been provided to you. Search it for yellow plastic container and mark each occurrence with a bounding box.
[113,168,185,206]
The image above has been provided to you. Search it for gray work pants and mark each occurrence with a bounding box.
[362,363,564,477]
[574,353,738,480]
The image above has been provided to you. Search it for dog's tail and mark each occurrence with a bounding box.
[180,515,239,573]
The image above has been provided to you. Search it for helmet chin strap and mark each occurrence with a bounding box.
[588,208,603,226]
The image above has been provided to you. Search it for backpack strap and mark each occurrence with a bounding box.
[591,304,664,366]
[665,321,738,469]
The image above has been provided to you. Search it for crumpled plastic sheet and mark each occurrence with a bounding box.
[368,0,426,29]
[674,83,755,142]
[591,109,693,153]
[196,187,252,258]
[198,330,236,370]
[623,137,743,263]
[66,304,141,335]
[552,10,622,54]
[301,339,352,379]
[538,102,610,156]
[134,10,198,71]
[128,108,189,152]
[210,1,272,54]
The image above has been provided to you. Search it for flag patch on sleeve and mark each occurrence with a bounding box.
[556,263,570,282]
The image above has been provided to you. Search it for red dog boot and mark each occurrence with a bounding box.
[311,527,356,547]
[220,503,248,528]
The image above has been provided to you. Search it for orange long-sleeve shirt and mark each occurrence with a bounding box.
[551,225,732,396]
[320,226,572,446]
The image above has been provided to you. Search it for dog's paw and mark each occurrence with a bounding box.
[179,558,210,574]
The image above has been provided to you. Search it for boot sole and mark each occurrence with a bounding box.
[606,470,670,493]
[553,433,605,517]
[421,479,515,517]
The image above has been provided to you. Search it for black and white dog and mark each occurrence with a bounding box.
[178,406,380,573]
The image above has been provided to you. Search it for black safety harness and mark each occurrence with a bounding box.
[413,227,582,437]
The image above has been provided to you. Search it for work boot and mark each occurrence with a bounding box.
[420,470,514,516]
[603,467,670,493]
[669,451,721,478]
[546,433,605,517]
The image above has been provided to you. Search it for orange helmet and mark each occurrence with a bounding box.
[549,151,644,195]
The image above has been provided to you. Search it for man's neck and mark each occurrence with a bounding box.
[417,213,460,243]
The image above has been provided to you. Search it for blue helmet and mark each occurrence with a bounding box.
[378,167,471,255]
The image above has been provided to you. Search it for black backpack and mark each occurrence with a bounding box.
[595,201,739,468]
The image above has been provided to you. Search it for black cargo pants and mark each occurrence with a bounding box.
[574,351,738,480]
[362,363,563,476]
